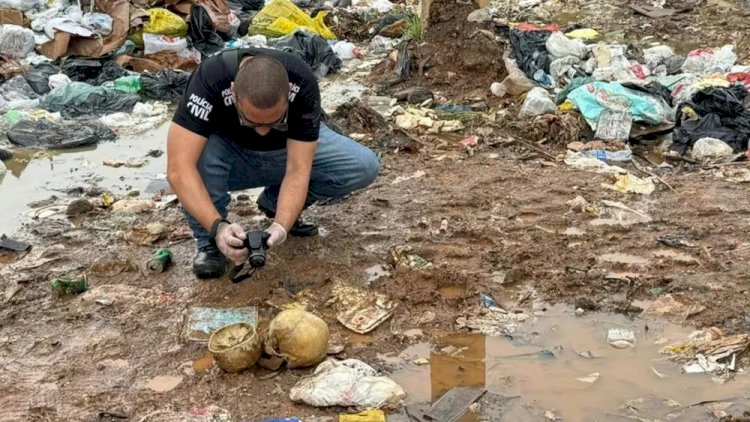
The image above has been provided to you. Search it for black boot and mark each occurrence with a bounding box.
[193,244,227,279]
[257,204,319,237]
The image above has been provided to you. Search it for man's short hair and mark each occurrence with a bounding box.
[234,56,289,109]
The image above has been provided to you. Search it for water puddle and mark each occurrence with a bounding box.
[389,306,750,420]
[0,123,170,235]
[597,253,650,266]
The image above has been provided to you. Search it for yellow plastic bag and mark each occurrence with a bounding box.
[250,0,336,40]
[339,410,385,422]
[143,8,188,37]
[565,28,600,40]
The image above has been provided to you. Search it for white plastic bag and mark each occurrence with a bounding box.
[332,41,358,60]
[550,56,580,81]
[643,45,675,71]
[48,74,72,91]
[143,33,188,55]
[0,25,35,59]
[546,31,588,59]
[490,50,537,97]
[289,359,406,409]
[81,12,113,36]
[691,137,733,160]
[682,45,737,74]
[0,0,43,11]
[519,87,556,117]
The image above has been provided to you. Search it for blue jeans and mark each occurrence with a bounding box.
[184,123,380,249]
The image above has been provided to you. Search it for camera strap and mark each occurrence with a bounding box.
[228,262,257,284]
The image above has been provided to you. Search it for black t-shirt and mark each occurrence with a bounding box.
[172,47,321,151]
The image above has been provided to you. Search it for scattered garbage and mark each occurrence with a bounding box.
[265,309,330,369]
[269,30,342,79]
[0,234,31,252]
[424,387,486,421]
[567,81,672,130]
[662,327,749,376]
[209,322,262,373]
[602,174,656,195]
[520,87,556,117]
[339,410,385,422]
[188,4,225,57]
[184,306,258,342]
[7,119,116,149]
[146,247,172,274]
[690,137,734,160]
[40,81,141,118]
[642,294,706,321]
[607,328,636,349]
[289,358,406,409]
[329,281,397,334]
[250,0,335,40]
[51,275,88,295]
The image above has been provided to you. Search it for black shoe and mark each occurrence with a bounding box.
[257,204,319,237]
[193,244,227,279]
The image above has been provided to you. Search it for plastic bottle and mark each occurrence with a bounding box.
[490,51,537,97]
[580,149,633,162]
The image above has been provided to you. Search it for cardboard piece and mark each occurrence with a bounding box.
[39,32,72,61]
[0,8,24,25]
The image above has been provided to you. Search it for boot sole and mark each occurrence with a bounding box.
[193,265,227,279]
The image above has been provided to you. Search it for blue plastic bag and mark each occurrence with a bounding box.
[567,81,672,129]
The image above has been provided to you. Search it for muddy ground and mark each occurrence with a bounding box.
[3,0,750,420]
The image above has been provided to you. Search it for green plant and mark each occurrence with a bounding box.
[403,15,424,42]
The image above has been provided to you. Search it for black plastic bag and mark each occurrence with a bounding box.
[395,40,411,82]
[40,84,141,118]
[673,85,750,154]
[269,30,341,80]
[225,0,262,12]
[372,13,410,36]
[140,69,191,101]
[622,81,673,107]
[7,119,116,149]
[509,29,552,81]
[188,4,224,57]
[24,63,59,95]
[62,59,127,85]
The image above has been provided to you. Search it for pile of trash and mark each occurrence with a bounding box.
[662,327,750,379]
[489,20,750,161]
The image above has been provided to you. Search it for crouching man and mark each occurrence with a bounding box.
[167,47,379,278]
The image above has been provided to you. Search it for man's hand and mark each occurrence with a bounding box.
[215,222,248,264]
[265,222,287,249]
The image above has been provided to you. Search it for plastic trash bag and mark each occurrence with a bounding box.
[250,0,335,40]
[62,60,128,86]
[144,8,188,37]
[81,12,113,36]
[682,45,737,74]
[102,75,141,93]
[140,69,190,101]
[332,41,359,60]
[7,119,115,149]
[549,56,580,82]
[0,25,35,59]
[0,75,40,112]
[509,28,552,81]
[0,0,43,12]
[643,45,674,71]
[546,31,588,59]
[519,87,556,117]
[188,4,224,57]
[226,0,263,12]
[143,33,188,55]
[567,81,672,130]
[269,30,341,80]
[673,85,750,154]
[691,137,733,161]
[24,63,60,95]
[40,81,141,118]
[99,101,169,135]
[491,50,538,98]
[48,73,72,90]
[289,359,406,409]
[6,108,60,127]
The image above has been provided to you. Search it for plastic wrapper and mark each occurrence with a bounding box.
[0,25,35,59]
[6,108,60,127]
[567,81,672,130]
[691,137,733,160]
[140,69,190,101]
[546,31,588,59]
[40,81,141,118]
[289,359,405,409]
[188,4,224,57]
[7,119,116,149]
[549,56,580,82]
[643,45,675,71]
[519,87,556,117]
[0,75,39,112]
[509,27,552,81]
[143,33,188,55]
[332,41,359,60]
[144,8,188,37]
[269,30,341,80]
[48,73,71,90]
[24,63,60,95]
[250,0,335,40]
[81,12,113,36]
[99,102,169,135]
